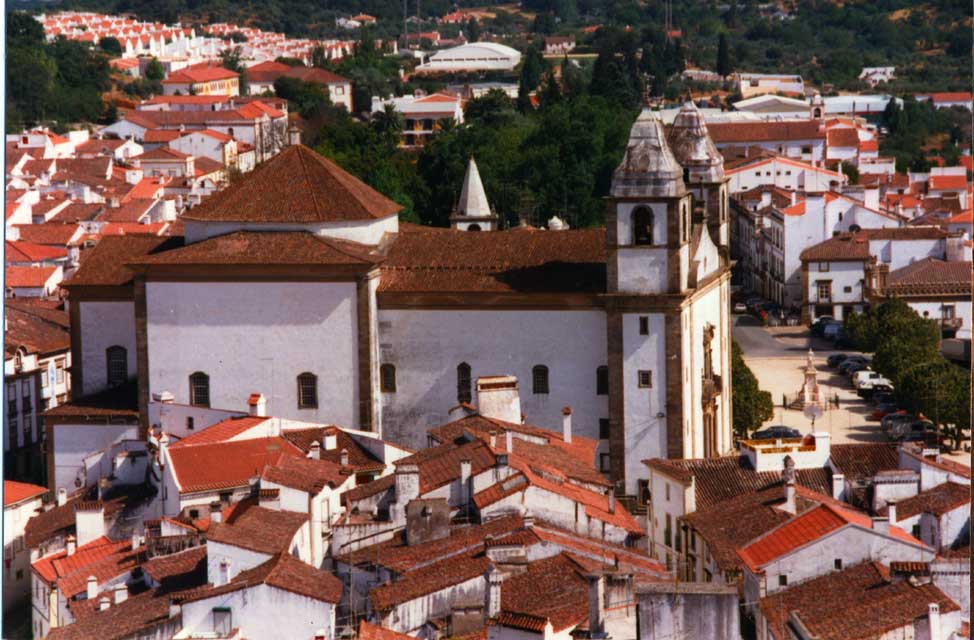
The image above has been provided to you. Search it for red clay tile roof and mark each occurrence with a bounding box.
[358,621,415,640]
[130,231,379,267]
[162,66,239,84]
[6,239,68,262]
[167,436,304,494]
[884,258,972,296]
[96,200,155,224]
[32,536,145,597]
[142,129,182,143]
[527,524,667,576]
[498,553,589,632]
[122,177,168,202]
[4,480,47,507]
[281,426,386,473]
[879,482,970,520]
[168,415,265,448]
[4,303,70,357]
[370,551,491,611]
[181,144,401,223]
[707,120,826,143]
[49,202,104,223]
[826,128,860,147]
[180,551,342,604]
[245,60,292,82]
[43,381,139,420]
[799,233,871,262]
[206,502,308,554]
[828,443,900,482]
[929,174,968,191]
[644,455,832,512]
[283,66,350,85]
[759,561,960,640]
[65,235,176,288]
[133,147,190,162]
[6,265,59,289]
[141,545,207,585]
[261,455,351,494]
[737,503,925,573]
[12,223,83,246]
[379,226,606,294]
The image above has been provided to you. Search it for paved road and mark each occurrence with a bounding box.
[732,314,845,358]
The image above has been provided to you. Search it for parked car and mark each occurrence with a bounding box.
[846,362,871,379]
[872,402,898,420]
[751,425,802,440]
[733,302,748,313]
[872,392,896,406]
[859,383,894,400]
[823,322,844,341]
[901,427,946,447]
[881,412,915,433]
[854,370,892,389]
[827,353,849,368]
[890,419,939,444]
[811,317,835,337]
[838,356,870,374]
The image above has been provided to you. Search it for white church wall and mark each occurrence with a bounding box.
[621,312,668,491]
[377,309,608,453]
[183,214,399,247]
[79,301,137,396]
[146,281,360,428]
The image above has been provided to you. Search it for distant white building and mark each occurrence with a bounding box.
[371,92,465,148]
[859,66,895,87]
[415,42,521,73]
[736,73,805,99]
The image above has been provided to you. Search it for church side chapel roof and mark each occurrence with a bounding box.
[611,107,687,199]
[181,144,402,224]
[667,102,725,183]
[453,157,495,220]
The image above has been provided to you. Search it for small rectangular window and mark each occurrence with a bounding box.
[779,575,788,587]
[844,286,852,293]
[665,483,670,501]
[819,262,829,272]
[638,370,653,388]
[834,558,842,570]
[599,418,610,440]
[599,454,610,472]
[638,316,649,335]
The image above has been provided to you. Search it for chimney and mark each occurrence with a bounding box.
[153,391,175,404]
[562,406,573,443]
[586,574,606,635]
[460,459,472,504]
[485,567,503,619]
[309,441,321,460]
[209,501,223,524]
[928,603,941,639]
[168,598,181,619]
[66,534,77,556]
[489,430,498,449]
[113,584,128,605]
[249,476,260,499]
[790,190,797,206]
[323,431,338,450]
[57,487,67,506]
[831,473,844,501]
[782,456,797,514]
[86,575,97,599]
[248,393,267,417]
[887,501,897,525]
[476,376,521,424]
[131,532,140,552]
[288,125,301,146]
[99,596,111,611]
[495,452,510,479]
[872,516,890,535]
[340,448,349,467]
[75,502,106,548]
[505,430,513,452]
[394,463,420,505]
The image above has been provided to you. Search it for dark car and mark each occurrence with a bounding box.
[881,412,915,433]
[751,425,802,440]
[846,362,870,379]
[872,402,898,420]
[892,420,941,444]
[858,383,893,400]
[838,357,869,374]
[872,392,896,406]
[827,353,849,368]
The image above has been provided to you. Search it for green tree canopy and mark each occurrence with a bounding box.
[731,340,774,438]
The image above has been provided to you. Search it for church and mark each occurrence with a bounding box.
[63,103,733,496]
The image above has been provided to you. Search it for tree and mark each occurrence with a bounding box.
[731,340,774,438]
[370,104,403,140]
[716,32,733,77]
[517,45,545,112]
[145,57,165,82]
[310,45,329,69]
[8,11,45,46]
[220,47,248,95]
[466,17,482,43]
[464,89,516,127]
[100,36,123,56]
[897,359,971,451]
[840,161,859,185]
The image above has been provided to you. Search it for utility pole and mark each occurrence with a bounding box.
[402,0,408,49]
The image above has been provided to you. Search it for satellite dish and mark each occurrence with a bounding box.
[804,405,824,428]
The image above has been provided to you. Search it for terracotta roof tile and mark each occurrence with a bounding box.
[879,482,970,520]
[828,443,900,482]
[759,561,960,640]
[799,234,871,262]
[130,231,379,267]
[282,426,386,473]
[181,145,401,223]
[162,66,239,84]
[4,304,70,357]
[12,223,83,246]
[6,239,68,262]
[179,551,342,604]
[167,436,304,494]
[283,66,349,85]
[644,455,832,512]
[885,258,972,297]
[5,265,59,289]
[43,381,139,420]
[826,128,860,147]
[379,227,606,294]
[370,552,491,610]
[206,502,308,554]
[261,455,351,494]
[4,480,47,507]
[65,235,177,287]
[358,621,415,640]
[498,553,589,632]
[168,415,266,448]
[32,537,145,597]
[707,120,826,143]
[929,175,968,191]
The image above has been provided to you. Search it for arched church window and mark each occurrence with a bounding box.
[467,224,482,232]
[106,346,128,387]
[297,372,318,409]
[457,363,472,404]
[632,207,654,245]
[189,372,210,407]
[532,365,549,395]
[380,364,397,393]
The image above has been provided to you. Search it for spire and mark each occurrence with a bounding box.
[667,101,724,183]
[456,157,492,218]
[611,107,686,199]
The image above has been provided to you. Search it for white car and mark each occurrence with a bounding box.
[854,370,892,389]
[733,302,747,313]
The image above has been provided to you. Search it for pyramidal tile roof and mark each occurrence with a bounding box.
[181,144,402,224]
[455,157,493,219]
